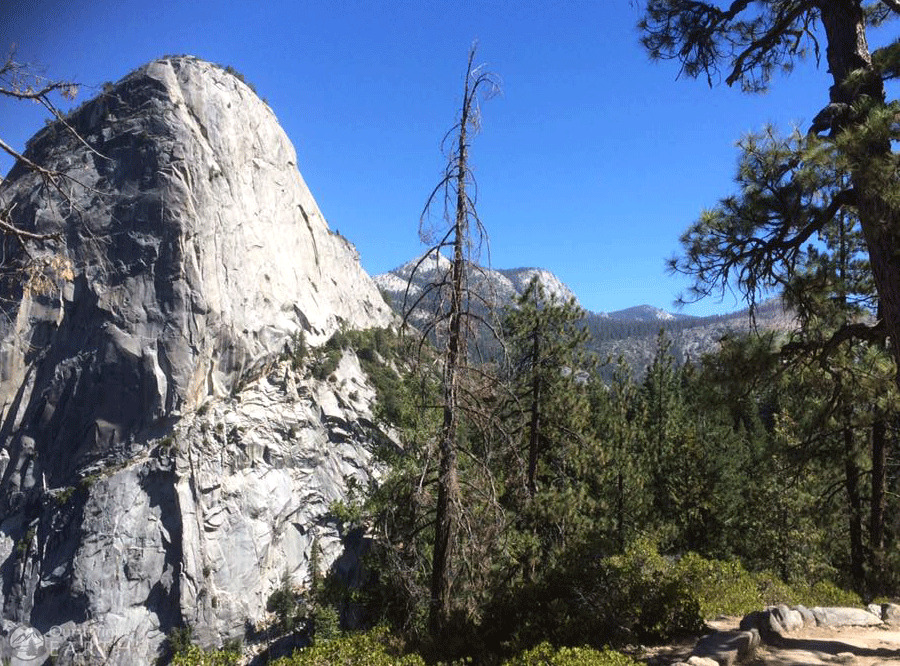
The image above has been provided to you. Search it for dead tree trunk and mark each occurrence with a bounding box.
[404,45,498,642]
[428,63,471,639]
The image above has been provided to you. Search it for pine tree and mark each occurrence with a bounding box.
[502,278,592,495]
[640,1,900,383]
[587,360,649,554]
[499,277,597,578]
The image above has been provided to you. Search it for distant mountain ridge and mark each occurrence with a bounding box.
[375,256,793,377]
[376,255,701,323]
[599,304,696,322]
[374,254,581,321]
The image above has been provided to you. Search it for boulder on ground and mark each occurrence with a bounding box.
[770,604,804,633]
[868,603,900,625]
[795,604,816,627]
[810,607,882,628]
[692,629,759,666]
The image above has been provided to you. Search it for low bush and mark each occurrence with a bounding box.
[269,629,639,666]
[266,574,302,635]
[483,539,704,650]
[673,552,764,617]
[171,644,240,666]
[669,551,861,619]
[804,579,862,607]
[485,538,863,655]
[595,539,705,643]
[269,627,427,666]
[504,643,639,666]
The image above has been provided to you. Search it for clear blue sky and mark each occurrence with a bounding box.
[0,0,848,315]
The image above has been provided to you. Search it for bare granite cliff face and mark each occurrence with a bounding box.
[0,56,393,664]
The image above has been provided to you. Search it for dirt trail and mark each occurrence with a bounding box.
[752,625,900,666]
[710,617,900,666]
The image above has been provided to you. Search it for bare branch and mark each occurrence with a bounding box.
[879,0,900,15]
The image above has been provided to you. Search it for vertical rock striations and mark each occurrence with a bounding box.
[0,56,392,664]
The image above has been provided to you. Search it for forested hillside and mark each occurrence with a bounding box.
[289,6,900,661]
[378,251,795,379]
[588,297,795,378]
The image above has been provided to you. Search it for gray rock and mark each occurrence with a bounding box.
[770,604,804,633]
[883,603,900,625]
[686,657,719,666]
[692,629,759,666]
[867,602,900,625]
[810,607,882,628]
[0,56,394,664]
[795,604,816,627]
[739,609,784,641]
[738,610,766,632]
[376,255,581,326]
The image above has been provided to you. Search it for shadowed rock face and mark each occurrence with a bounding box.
[0,56,393,664]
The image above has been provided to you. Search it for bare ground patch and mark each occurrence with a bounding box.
[638,617,900,666]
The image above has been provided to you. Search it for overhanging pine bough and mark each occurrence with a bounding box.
[641,0,900,380]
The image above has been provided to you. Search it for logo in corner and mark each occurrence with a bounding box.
[6,625,48,663]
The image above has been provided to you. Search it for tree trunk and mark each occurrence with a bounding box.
[818,1,900,383]
[526,328,541,496]
[844,423,866,593]
[428,54,472,640]
[870,415,886,591]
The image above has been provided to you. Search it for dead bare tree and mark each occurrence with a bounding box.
[401,44,501,641]
[0,47,107,294]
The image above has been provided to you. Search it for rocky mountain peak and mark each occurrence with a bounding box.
[601,304,686,322]
[0,56,393,663]
[374,255,581,321]
[1,54,391,472]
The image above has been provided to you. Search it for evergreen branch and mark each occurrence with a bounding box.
[780,319,887,363]
[725,3,808,86]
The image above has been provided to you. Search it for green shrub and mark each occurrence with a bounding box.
[220,64,258,94]
[805,579,862,607]
[664,552,861,620]
[53,486,76,505]
[171,643,240,666]
[269,627,426,666]
[16,527,35,557]
[673,552,763,617]
[503,643,639,666]
[290,331,307,370]
[167,626,193,655]
[596,539,704,642]
[165,626,239,666]
[311,348,342,381]
[269,630,640,666]
[310,603,340,643]
[485,539,703,650]
[267,574,302,635]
